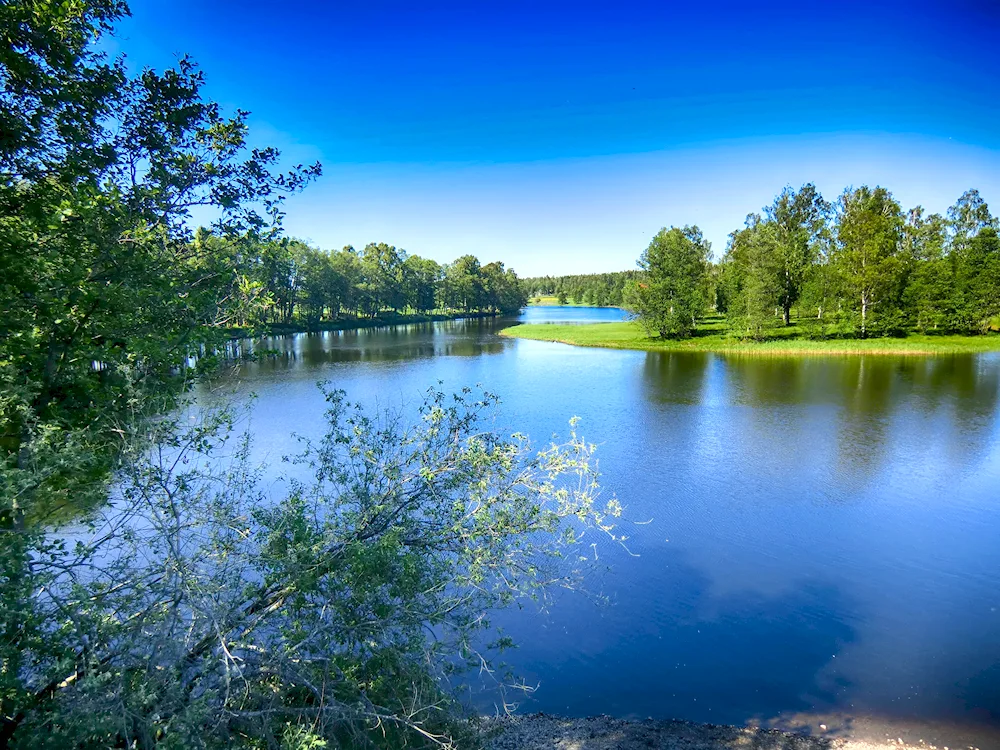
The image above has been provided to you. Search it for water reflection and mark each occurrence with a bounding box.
[641,352,711,405]
[231,319,514,376]
[492,547,857,727]
[637,353,1000,493]
[208,314,1000,740]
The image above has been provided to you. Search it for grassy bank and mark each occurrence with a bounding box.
[501,320,1000,356]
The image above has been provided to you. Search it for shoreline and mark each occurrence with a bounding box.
[224,310,505,340]
[486,713,995,749]
[500,321,1000,356]
[527,298,624,309]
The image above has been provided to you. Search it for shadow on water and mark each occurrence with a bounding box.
[486,546,856,729]
[642,352,1000,493]
[231,319,514,374]
[640,352,712,405]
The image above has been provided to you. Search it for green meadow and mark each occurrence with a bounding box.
[502,318,1000,356]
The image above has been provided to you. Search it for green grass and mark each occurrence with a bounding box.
[501,319,1000,356]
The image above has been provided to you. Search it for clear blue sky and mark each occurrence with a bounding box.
[114,0,1000,276]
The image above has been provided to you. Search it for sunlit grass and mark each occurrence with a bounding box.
[501,319,1000,356]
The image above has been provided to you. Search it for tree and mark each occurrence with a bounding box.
[722,217,784,339]
[0,0,126,184]
[255,239,300,324]
[2,388,621,748]
[799,259,842,326]
[900,207,950,332]
[832,186,904,337]
[625,226,710,338]
[360,243,406,315]
[296,244,342,325]
[521,272,638,309]
[402,255,442,313]
[330,246,363,317]
[765,184,831,325]
[478,261,527,314]
[951,227,1000,333]
[1,6,319,737]
[442,255,482,312]
[942,191,998,332]
[1,2,319,510]
[947,188,997,250]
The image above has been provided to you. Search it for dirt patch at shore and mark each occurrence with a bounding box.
[485,714,979,750]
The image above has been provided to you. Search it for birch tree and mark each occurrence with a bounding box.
[833,186,904,338]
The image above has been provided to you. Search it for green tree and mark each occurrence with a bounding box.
[402,255,442,313]
[330,246,363,317]
[479,261,526,314]
[443,254,482,312]
[625,226,710,338]
[255,239,300,324]
[296,244,344,326]
[799,259,842,327]
[947,188,998,250]
[951,227,1000,333]
[360,242,406,315]
[832,186,904,337]
[1,14,319,505]
[722,217,784,339]
[1,2,320,743]
[765,183,831,325]
[900,207,950,332]
[2,389,621,748]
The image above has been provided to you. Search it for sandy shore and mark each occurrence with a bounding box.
[485,713,993,750]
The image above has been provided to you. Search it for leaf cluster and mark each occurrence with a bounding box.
[2,388,622,748]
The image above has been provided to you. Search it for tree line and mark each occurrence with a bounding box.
[522,271,638,307]
[625,185,999,339]
[238,235,527,328]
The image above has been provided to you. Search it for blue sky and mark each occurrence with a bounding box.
[115,0,1000,275]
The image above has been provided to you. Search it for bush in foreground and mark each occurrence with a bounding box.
[2,387,620,749]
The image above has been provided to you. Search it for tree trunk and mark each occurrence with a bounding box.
[860,290,868,338]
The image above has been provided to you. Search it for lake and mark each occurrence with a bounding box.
[207,306,1000,744]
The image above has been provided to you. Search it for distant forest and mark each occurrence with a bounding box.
[522,271,639,307]
[222,235,528,327]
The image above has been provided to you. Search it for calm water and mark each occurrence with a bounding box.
[207,307,1000,740]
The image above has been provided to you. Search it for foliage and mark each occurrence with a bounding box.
[523,272,638,308]
[704,183,999,340]
[0,0,320,521]
[832,186,905,337]
[947,188,998,248]
[2,388,621,748]
[763,183,831,326]
[900,207,950,332]
[721,217,784,340]
[247,243,527,325]
[950,227,1000,333]
[624,226,710,339]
